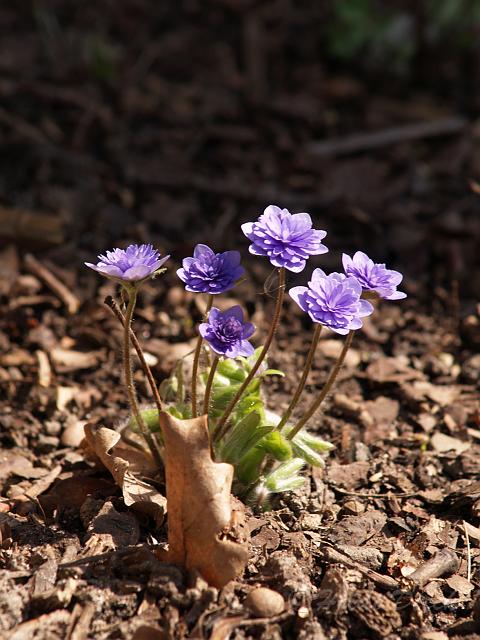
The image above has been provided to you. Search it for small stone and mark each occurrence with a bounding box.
[61,420,87,447]
[244,587,285,618]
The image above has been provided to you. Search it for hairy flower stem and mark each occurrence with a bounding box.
[287,330,354,441]
[213,267,286,443]
[123,288,163,468]
[277,323,322,430]
[105,295,164,415]
[203,356,219,416]
[191,294,214,417]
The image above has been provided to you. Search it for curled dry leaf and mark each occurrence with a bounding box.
[159,411,249,588]
[83,424,166,525]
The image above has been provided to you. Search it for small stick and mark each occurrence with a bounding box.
[464,520,472,582]
[307,116,467,158]
[322,545,399,591]
[408,549,459,587]
[104,296,163,415]
[24,253,80,314]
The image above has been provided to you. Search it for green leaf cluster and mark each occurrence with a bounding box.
[129,347,334,505]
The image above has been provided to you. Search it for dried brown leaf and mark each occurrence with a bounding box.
[159,411,249,588]
[83,424,166,525]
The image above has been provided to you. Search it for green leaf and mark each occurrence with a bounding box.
[262,369,285,377]
[236,447,266,486]
[221,412,274,465]
[264,458,306,493]
[278,427,334,467]
[128,407,161,433]
[258,431,293,461]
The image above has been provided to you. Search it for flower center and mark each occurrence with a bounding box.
[217,317,242,343]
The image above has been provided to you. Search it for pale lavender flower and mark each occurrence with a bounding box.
[199,306,255,358]
[342,251,406,300]
[85,244,169,284]
[241,205,327,273]
[289,269,373,335]
[177,244,244,294]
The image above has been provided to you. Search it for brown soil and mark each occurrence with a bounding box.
[1,2,480,639]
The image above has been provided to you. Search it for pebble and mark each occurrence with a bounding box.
[244,587,285,618]
[61,420,87,447]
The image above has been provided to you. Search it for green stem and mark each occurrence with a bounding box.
[123,287,163,468]
[191,294,214,417]
[287,330,354,441]
[213,267,286,443]
[203,356,219,416]
[277,323,322,431]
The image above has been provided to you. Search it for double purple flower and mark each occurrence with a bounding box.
[289,269,374,335]
[85,244,169,284]
[242,205,327,273]
[199,306,255,358]
[177,244,244,294]
[342,251,406,300]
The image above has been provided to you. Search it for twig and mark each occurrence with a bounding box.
[331,486,418,499]
[321,545,399,591]
[408,549,459,587]
[464,520,472,582]
[307,116,467,158]
[24,253,80,314]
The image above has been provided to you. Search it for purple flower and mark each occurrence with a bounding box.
[342,251,406,300]
[199,306,255,358]
[289,269,373,335]
[85,244,169,284]
[241,205,328,273]
[177,244,244,294]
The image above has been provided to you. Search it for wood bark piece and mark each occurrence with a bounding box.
[159,411,249,588]
[307,116,467,157]
[408,548,460,587]
[24,253,80,314]
[0,207,64,247]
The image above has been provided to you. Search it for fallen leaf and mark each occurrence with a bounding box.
[51,348,103,372]
[0,450,39,481]
[328,510,387,546]
[159,411,249,588]
[39,475,116,516]
[327,461,370,490]
[446,574,474,597]
[430,432,470,454]
[411,381,460,407]
[83,424,166,525]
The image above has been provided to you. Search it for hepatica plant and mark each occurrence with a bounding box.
[86,208,406,506]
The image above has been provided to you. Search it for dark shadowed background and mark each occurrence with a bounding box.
[0,0,479,307]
